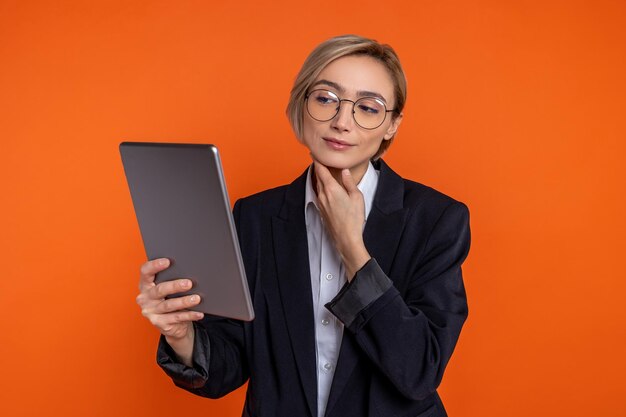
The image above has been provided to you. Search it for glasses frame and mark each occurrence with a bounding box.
[305,89,397,130]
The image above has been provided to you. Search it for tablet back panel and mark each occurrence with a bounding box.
[120,142,254,321]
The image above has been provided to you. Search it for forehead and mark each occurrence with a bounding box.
[314,55,395,101]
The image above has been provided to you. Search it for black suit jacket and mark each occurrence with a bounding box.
[158,159,471,417]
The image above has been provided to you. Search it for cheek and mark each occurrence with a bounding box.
[300,117,318,146]
[365,132,386,149]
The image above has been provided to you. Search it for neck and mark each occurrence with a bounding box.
[314,162,369,192]
[327,166,345,184]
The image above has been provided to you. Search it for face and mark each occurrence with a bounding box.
[300,55,402,178]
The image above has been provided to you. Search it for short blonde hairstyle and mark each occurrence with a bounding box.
[286,34,407,160]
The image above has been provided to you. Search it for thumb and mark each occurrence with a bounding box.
[341,169,359,194]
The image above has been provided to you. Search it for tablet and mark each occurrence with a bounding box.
[120,142,254,321]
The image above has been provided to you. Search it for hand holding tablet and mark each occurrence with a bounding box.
[135,257,202,366]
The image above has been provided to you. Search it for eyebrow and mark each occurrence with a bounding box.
[311,79,388,104]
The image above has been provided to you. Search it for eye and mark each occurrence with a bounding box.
[315,95,336,105]
[357,104,380,114]
[309,90,339,106]
[356,97,385,115]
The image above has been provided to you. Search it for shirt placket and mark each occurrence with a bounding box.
[317,224,344,381]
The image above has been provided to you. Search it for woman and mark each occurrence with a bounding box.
[136,35,471,417]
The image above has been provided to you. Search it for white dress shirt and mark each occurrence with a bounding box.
[304,162,379,417]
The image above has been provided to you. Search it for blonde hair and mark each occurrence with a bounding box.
[286,34,407,160]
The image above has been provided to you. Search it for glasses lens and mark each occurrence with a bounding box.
[307,90,340,121]
[353,97,387,129]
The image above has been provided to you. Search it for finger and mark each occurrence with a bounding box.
[341,169,359,194]
[148,311,204,335]
[315,163,348,202]
[148,278,193,300]
[313,161,335,188]
[139,258,170,286]
[155,294,201,314]
[163,310,205,326]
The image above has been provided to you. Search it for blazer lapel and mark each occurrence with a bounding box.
[325,159,409,416]
[272,170,317,417]
[362,160,410,275]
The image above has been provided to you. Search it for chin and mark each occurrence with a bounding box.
[311,152,354,170]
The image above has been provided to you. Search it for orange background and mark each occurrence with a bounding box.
[2,1,625,416]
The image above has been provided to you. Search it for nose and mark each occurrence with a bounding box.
[330,100,354,132]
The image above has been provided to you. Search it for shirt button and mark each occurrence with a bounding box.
[325,273,334,281]
[323,363,332,371]
[321,318,330,326]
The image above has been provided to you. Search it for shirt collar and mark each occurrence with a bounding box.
[305,162,379,226]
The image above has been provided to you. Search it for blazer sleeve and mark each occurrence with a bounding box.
[156,317,247,398]
[155,199,249,398]
[325,201,470,401]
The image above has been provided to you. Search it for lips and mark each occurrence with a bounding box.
[323,137,354,148]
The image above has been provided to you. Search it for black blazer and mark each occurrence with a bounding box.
[158,159,471,417]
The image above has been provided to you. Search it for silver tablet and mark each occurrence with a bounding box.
[120,142,254,321]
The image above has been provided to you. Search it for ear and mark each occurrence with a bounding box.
[383,113,403,140]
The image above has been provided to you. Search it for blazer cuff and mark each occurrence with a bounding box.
[156,322,210,389]
[325,258,392,328]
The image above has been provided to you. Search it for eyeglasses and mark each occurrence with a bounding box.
[305,89,396,130]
